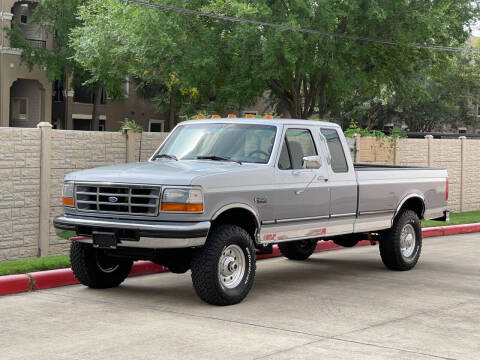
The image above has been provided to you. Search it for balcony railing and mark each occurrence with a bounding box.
[26,39,46,49]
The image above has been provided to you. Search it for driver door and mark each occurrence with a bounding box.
[274,127,330,221]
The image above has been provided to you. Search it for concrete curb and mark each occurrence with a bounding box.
[1,224,478,296]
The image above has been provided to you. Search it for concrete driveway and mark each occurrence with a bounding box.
[1,233,479,360]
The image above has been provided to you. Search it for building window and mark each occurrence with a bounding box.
[12,98,27,120]
[99,119,106,131]
[20,4,28,23]
[149,119,165,132]
[73,118,91,131]
[458,127,467,134]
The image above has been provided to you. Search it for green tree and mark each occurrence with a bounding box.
[70,0,479,122]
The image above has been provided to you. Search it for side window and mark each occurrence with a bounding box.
[279,129,317,170]
[321,128,348,173]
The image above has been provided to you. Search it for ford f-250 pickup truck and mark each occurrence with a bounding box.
[54,118,449,305]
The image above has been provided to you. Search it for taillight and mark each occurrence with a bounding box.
[446,179,449,201]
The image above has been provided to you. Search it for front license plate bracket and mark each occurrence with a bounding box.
[92,232,117,249]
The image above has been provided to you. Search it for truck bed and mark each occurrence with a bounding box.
[353,163,448,232]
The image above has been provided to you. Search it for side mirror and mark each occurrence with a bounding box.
[302,155,322,169]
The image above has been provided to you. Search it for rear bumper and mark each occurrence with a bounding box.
[53,215,210,249]
[429,210,450,223]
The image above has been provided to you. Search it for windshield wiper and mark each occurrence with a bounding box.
[196,155,242,165]
[153,153,178,161]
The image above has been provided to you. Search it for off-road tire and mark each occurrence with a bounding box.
[278,239,318,260]
[333,238,359,247]
[191,225,256,306]
[379,210,422,271]
[70,242,133,289]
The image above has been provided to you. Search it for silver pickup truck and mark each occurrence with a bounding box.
[54,118,449,305]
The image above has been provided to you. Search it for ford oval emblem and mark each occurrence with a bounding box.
[108,196,119,203]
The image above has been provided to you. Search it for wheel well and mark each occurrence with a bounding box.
[397,197,425,220]
[212,208,258,241]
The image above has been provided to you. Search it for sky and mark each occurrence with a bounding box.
[473,23,480,36]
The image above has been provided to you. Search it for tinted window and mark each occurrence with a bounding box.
[279,129,317,170]
[321,128,348,173]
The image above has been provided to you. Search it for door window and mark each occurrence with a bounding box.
[278,129,317,170]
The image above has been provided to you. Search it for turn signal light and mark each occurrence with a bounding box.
[161,203,204,212]
[62,197,74,207]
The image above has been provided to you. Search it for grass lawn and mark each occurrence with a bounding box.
[422,210,480,228]
[0,255,70,277]
[1,211,479,276]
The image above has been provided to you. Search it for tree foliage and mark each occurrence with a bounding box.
[68,0,479,126]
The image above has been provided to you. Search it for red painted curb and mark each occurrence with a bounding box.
[422,223,480,238]
[0,274,31,296]
[422,227,444,238]
[30,269,78,290]
[1,223,479,296]
[129,261,166,276]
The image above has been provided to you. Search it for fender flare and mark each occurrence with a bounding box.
[211,203,261,240]
[394,193,425,219]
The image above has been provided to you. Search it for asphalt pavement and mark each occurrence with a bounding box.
[1,233,479,360]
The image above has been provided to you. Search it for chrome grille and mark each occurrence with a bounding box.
[75,183,161,216]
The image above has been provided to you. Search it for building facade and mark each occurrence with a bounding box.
[1,0,169,132]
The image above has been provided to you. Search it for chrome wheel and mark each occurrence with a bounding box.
[400,224,416,258]
[218,244,245,289]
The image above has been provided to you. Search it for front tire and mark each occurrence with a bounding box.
[70,242,133,289]
[191,225,256,306]
[379,210,422,271]
[278,239,318,260]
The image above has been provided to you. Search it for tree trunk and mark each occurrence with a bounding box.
[168,96,175,131]
[91,85,103,131]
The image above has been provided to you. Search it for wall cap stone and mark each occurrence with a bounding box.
[37,122,53,129]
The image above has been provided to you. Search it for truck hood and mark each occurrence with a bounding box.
[65,160,247,185]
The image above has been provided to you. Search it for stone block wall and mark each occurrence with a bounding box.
[0,125,169,261]
[0,128,41,260]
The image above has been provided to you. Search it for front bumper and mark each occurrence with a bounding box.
[53,215,210,249]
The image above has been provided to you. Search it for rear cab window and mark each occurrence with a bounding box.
[320,128,348,173]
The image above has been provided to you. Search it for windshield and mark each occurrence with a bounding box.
[153,123,277,164]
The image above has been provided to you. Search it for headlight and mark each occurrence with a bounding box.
[161,188,203,212]
[62,181,74,207]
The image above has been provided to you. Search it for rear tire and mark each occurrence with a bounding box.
[191,225,256,306]
[379,210,422,271]
[278,239,317,260]
[70,242,133,289]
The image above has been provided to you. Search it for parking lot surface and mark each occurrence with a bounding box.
[1,233,479,360]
